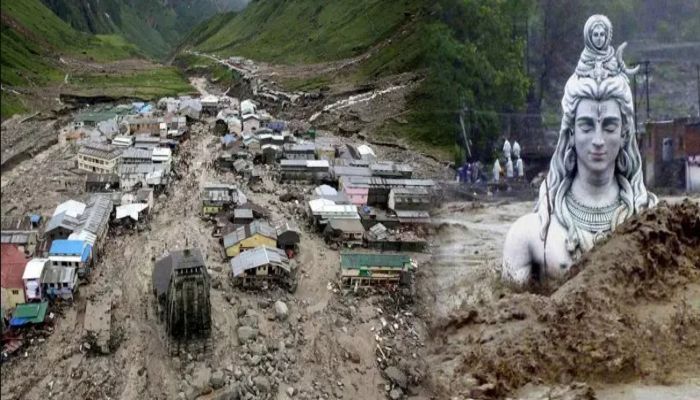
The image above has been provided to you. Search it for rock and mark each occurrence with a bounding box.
[286,386,296,397]
[384,366,407,389]
[274,300,289,321]
[250,355,262,366]
[389,388,403,400]
[238,326,258,343]
[190,365,213,392]
[253,376,271,393]
[211,370,226,389]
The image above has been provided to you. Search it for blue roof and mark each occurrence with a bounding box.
[49,240,92,261]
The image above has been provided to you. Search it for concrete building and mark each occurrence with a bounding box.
[77,143,122,174]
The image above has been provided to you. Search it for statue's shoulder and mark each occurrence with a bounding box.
[505,212,541,248]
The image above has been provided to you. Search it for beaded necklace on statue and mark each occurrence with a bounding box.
[565,191,621,234]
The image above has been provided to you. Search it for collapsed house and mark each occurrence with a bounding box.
[229,246,296,291]
[275,220,301,253]
[152,248,211,342]
[201,183,245,215]
[85,173,120,192]
[323,218,365,247]
[339,252,416,288]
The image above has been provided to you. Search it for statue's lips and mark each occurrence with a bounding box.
[589,152,607,160]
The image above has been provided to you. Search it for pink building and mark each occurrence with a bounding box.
[343,186,369,206]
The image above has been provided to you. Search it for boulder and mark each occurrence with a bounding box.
[274,301,289,321]
[237,326,258,343]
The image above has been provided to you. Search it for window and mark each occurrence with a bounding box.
[11,289,19,295]
[62,283,68,288]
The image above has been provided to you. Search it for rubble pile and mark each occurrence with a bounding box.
[425,200,700,399]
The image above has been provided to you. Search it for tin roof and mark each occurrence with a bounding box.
[10,302,48,326]
[340,252,411,269]
[78,143,122,159]
[229,246,289,277]
[233,208,254,219]
[327,218,365,233]
[77,195,113,235]
[22,258,48,280]
[1,215,37,232]
[68,230,97,247]
[223,220,277,248]
[41,264,75,284]
[122,147,152,160]
[0,232,31,244]
[49,240,92,262]
[44,212,80,234]
[313,185,338,196]
[53,200,86,218]
[1,244,28,289]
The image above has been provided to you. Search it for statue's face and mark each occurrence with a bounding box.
[574,98,622,174]
[591,25,607,50]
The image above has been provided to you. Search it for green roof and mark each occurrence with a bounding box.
[12,302,48,324]
[340,253,411,269]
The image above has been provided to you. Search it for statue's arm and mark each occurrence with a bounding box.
[502,213,538,285]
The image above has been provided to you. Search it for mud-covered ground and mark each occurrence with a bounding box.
[421,197,700,400]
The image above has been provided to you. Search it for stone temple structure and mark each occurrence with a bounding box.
[153,248,211,342]
[502,15,657,285]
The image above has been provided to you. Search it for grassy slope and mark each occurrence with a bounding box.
[184,0,422,65]
[40,0,249,60]
[1,0,192,118]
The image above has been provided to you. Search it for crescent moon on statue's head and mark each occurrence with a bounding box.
[616,42,640,75]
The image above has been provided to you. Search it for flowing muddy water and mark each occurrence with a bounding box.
[420,197,700,399]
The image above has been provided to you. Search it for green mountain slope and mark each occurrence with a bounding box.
[1,0,191,118]
[184,0,420,64]
[41,0,249,59]
[179,0,530,160]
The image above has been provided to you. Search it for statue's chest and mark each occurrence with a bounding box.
[532,219,578,278]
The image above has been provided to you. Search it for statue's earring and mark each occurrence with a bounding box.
[616,150,629,174]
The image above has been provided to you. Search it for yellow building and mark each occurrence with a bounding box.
[223,220,277,258]
[1,244,28,312]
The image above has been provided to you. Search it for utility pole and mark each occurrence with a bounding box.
[644,60,651,121]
